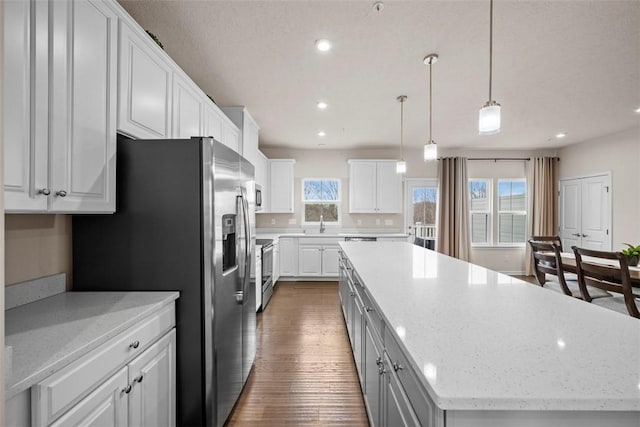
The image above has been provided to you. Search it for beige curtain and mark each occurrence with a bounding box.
[525,157,560,275]
[437,157,470,261]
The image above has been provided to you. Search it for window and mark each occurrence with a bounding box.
[469,179,491,244]
[302,179,341,224]
[497,180,527,244]
[468,178,527,246]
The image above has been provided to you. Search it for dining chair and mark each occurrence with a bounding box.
[572,247,640,319]
[528,240,610,298]
[529,235,563,251]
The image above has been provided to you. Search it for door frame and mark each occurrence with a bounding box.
[558,171,612,251]
[404,178,439,234]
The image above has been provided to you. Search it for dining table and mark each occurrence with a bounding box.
[558,252,640,287]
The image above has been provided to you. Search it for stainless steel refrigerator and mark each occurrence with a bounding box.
[73,135,256,427]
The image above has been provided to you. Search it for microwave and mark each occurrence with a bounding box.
[255,184,263,211]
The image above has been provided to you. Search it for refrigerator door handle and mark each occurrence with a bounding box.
[240,188,251,294]
[236,192,245,299]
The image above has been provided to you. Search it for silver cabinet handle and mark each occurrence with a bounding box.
[375,356,382,366]
[581,234,588,237]
[38,188,51,196]
[129,340,140,349]
[378,364,385,375]
[349,292,355,297]
[122,384,132,394]
[571,233,581,237]
[393,362,403,372]
[55,190,67,197]
[365,306,374,312]
[134,374,144,383]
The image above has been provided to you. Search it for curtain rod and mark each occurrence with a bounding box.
[467,157,530,161]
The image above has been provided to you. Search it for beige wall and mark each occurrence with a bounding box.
[4,215,72,288]
[558,126,640,250]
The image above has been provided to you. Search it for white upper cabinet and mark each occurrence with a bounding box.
[117,20,172,140]
[349,160,402,213]
[172,73,203,138]
[222,122,241,153]
[269,159,295,213]
[221,106,260,160]
[255,151,269,210]
[4,0,117,213]
[203,102,223,142]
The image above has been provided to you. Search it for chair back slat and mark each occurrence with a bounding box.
[528,239,572,295]
[572,246,639,318]
[530,235,563,251]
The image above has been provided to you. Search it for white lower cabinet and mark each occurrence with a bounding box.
[298,242,339,277]
[279,237,298,277]
[32,305,176,427]
[273,239,281,284]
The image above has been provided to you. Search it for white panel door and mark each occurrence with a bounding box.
[349,161,377,213]
[203,103,223,141]
[560,179,581,250]
[118,23,172,139]
[298,246,322,276]
[172,74,203,138]
[3,0,48,211]
[321,246,340,276]
[50,367,128,427]
[128,329,176,427]
[49,0,117,213]
[376,161,403,213]
[560,174,611,251]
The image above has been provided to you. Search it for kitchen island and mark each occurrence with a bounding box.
[338,242,639,427]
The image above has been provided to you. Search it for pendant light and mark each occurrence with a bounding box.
[396,95,407,174]
[478,0,501,135]
[423,54,438,161]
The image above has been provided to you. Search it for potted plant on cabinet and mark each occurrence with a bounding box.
[621,243,640,267]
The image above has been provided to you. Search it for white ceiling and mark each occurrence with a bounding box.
[118,0,640,151]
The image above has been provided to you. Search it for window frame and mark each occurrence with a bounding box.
[495,178,527,246]
[468,178,492,247]
[300,178,342,226]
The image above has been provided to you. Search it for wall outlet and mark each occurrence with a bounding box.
[357,219,362,226]
[376,218,381,226]
[288,218,297,225]
[385,219,393,226]
[271,218,276,225]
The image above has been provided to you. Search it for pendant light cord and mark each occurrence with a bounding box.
[429,61,433,143]
[489,0,493,102]
[401,98,404,160]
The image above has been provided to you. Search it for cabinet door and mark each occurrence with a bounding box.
[376,161,403,213]
[269,160,294,213]
[349,161,377,213]
[279,238,297,276]
[298,245,322,276]
[242,118,260,162]
[353,293,364,381]
[172,73,203,138]
[50,367,128,427]
[49,0,117,213]
[363,323,382,427]
[118,22,172,139]
[273,243,280,283]
[128,329,176,427]
[383,353,421,427]
[3,0,49,211]
[203,102,223,142]
[321,245,340,276]
[222,122,241,153]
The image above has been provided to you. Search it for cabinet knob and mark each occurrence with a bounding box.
[129,340,140,349]
[135,374,144,383]
[122,384,132,394]
[38,188,51,196]
[365,306,374,312]
[375,356,382,366]
[349,292,355,297]
[55,190,67,197]
[378,364,385,375]
[393,362,403,372]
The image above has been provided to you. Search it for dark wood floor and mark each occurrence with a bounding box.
[226,281,369,426]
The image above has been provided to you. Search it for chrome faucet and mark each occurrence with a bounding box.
[319,214,325,233]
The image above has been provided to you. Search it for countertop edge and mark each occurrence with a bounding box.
[5,291,179,399]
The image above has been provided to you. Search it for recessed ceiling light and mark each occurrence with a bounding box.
[635,107,640,113]
[315,39,331,52]
[316,101,328,110]
[318,143,327,147]
[555,132,567,139]
[317,131,326,137]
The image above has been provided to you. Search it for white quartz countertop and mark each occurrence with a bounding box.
[5,291,179,399]
[257,231,409,240]
[340,242,640,411]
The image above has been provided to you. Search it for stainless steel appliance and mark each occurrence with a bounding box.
[344,236,377,242]
[73,135,256,427]
[256,238,274,309]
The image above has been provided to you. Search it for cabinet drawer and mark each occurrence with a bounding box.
[32,303,175,427]
[385,332,444,427]
[360,288,383,341]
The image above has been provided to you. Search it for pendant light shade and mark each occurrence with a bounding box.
[424,141,437,161]
[423,54,438,162]
[396,95,407,174]
[479,0,501,135]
